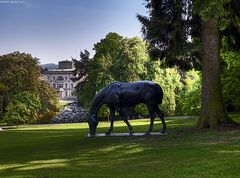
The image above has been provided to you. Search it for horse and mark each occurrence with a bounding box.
[88,81,166,136]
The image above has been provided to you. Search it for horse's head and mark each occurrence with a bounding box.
[88,114,98,137]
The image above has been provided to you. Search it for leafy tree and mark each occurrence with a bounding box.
[81,32,183,118]
[80,33,123,105]
[72,50,91,103]
[144,60,182,115]
[221,51,240,111]
[138,0,239,128]
[137,0,200,69]
[91,32,123,89]
[0,52,41,97]
[176,70,201,115]
[111,37,149,82]
[219,1,240,112]
[193,0,239,128]
[4,91,41,127]
[0,52,59,118]
[38,79,59,112]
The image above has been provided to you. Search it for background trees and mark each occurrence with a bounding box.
[72,50,91,104]
[75,32,191,118]
[0,52,40,97]
[137,0,239,128]
[0,52,59,125]
[3,91,41,127]
[221,51,240,112]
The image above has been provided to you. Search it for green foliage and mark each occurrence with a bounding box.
[38,79,59,113]
[80,33,149,108]
[0,52,41,97]
[80,33,188,117]
[176,70,201,115]
[4,91,41,125]
[193,0,229,19]
[221,51,240,111]
[97,105,110,120]
[137,0,201,70]
[79,33,123,105]
[0,52,59,118]
[145,61,183,116]
[72,50,91,103]
[111,37,149,82]
[37,111,58,124]
[135,103,148,117]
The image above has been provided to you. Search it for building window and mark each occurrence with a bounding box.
[57,76,64,81]
[47,76,50,80]
[57,83,63,88]
[53,76,55,80]
[71,83,74,88]
[65,91,68,97]
[65,83,68,88]
[53,83,56,88]
[65,76,68,80]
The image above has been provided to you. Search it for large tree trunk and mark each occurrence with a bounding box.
[197,16,236,129]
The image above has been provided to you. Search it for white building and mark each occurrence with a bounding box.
[43,61,77,99]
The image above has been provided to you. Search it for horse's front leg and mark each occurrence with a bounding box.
[105,108,115,135]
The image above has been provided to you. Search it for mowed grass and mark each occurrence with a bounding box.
[0,116,240,178]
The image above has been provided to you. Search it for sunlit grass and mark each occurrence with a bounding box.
[0,116,240,178]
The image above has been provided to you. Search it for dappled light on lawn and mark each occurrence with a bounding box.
[0,116,240,177]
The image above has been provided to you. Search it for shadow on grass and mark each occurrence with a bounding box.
[1,117,240,178]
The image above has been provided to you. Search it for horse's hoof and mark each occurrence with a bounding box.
[160,130,166,134]
[105,132,111,136]
[129,132,133,136]
[145,131,150,135]
[88,134,95,138]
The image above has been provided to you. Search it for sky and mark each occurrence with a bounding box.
[0,0,147,64]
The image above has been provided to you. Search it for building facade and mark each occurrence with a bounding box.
[43,61,77,99]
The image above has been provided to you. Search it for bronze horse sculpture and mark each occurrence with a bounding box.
[88,81,166,136]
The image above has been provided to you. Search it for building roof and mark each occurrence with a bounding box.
[43,68,75,75]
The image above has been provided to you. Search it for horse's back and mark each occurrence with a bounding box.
[105,81,163,106]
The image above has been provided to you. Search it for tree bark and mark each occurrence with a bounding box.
[197,16,236,129]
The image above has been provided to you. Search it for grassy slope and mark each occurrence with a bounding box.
[0,116,240,178]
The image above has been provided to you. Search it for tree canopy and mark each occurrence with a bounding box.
[0,52,59,124]
[76,32,188,118]
[138,0,240,128]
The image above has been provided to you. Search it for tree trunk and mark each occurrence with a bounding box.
[197,16,236,129]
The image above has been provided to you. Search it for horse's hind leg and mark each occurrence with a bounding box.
[146,105,156,135]
[118,109,133,135]
[105,108,115,135]
[155,106,166,133]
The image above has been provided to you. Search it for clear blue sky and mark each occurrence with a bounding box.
[0,0,147,64]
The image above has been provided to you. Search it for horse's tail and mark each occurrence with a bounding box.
[154,83,163,104]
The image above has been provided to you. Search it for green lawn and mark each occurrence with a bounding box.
[0,116,240,178]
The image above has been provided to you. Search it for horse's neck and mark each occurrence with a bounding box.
[90,92,105,118]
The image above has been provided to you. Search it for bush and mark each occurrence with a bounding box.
[3,91,41,126]
[37,111,58,124]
